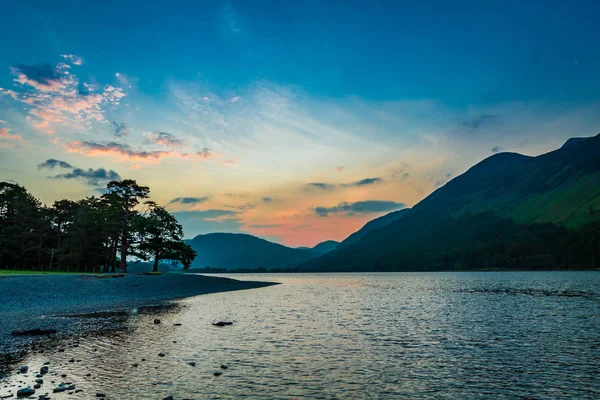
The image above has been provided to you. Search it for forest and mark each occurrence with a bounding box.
[302,211,600,272]
[0,180,196,273]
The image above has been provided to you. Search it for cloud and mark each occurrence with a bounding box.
[196,147,212,159]
[11,64,66,92]
[222,159,236,164]
[172,209,244,238]
[492,146,502,153]
[461,114,497,131]
[344,177,382,187]
[9,62,125,133]
[61,54,84,66]
[51,168,121,187]
[314,200,406,217]
[66,141,175,163]
[231,96,242,103]
[39,158,120,186]
[308,182,336,190]
[335,166,344,172]
[434,173,453,188]
[38,159,73,169]
[308,178,382,190]
[115,72,129,85]
[0,127,24,141]
[112,121,130,137]
[169,196,210,205]
[262,197,273,203]
[227,202,255,211]
[144,131,184,147]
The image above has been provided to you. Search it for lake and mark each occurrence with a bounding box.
[2,272,599,399]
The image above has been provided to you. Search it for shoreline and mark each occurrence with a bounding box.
[0,274,278,358]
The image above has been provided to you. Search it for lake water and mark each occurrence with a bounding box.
[2,272,600,399]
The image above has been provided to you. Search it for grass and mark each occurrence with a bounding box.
[0,269,95,275]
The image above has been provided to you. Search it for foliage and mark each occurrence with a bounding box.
[0,180,195,273]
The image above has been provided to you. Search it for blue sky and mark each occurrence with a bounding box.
[1,0,599,245]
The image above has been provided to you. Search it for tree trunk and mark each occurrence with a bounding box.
[152,253,160,273]
[119,236,128,273]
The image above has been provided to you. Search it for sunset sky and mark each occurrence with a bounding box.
[1,0,599,246]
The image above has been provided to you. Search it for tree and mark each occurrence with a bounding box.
[102,180,149,273]
[136,204,197,272]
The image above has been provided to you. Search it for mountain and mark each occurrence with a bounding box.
[186,233,318,270]
[311,240,339,254]
[338,208,410,249]
[300,134,600,272]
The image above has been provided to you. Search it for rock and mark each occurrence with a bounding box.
[18,366,28,373]
[61,374,67,378]
[11,328,57,336]
[67,385,76,390]
[34,379,43,384]
[213,372,222,377]
[68,359,75,363]
[43,362,50,365]
[96,393,106,397]
[188,362,196,367]
[16,387,35,397]
[39,366,48,374]
[173,323,182,326]
[132,363,138,368]
[53,384,67,393]
[220,365,228,369]
[163,396,174,400]
[85,373,91,377]
[33,384,40,390]
[212,321,233,327]
[154,319,161,324]
[35,374,43,378]
[158,353,166,357]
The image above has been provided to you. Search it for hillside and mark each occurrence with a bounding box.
[300,134,600,272]
[186,233,318,270]
[311,240,339,254]
[338,208,410,249]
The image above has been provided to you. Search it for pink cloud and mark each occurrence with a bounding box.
[335,166,344,172]
[61,54,84,66]
[0,127,24,141]
[9,62,126,133]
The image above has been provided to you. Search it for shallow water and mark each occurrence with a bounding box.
[2,272,600,399]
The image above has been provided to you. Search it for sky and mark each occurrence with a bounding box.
[0,0,599,247]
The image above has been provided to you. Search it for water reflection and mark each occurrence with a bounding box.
[1,272,599,399]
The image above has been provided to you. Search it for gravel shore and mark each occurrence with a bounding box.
[0,273,277,355]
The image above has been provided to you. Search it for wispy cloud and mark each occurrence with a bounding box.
[61,54,84,66]
[434,173,452,188]
[66,141,175,163]
[144,131,184,147]
[335,166,344,172]
[7,61,126,134]
[308,182,336,190]
[196,147,213,159]
[308,177,382,190]
[314,200,406,217]
[169,196,210,205]
[112,121,130,137]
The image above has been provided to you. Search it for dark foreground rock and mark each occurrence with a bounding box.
[11,328,57,336]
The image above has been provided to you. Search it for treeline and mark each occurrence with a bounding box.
[304,212,600,272]
[0,180,196,273]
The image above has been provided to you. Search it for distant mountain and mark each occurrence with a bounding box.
[300,134,600,272]
[186,233,318,270]
[311,240,339,254]
[338,208,410,249]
